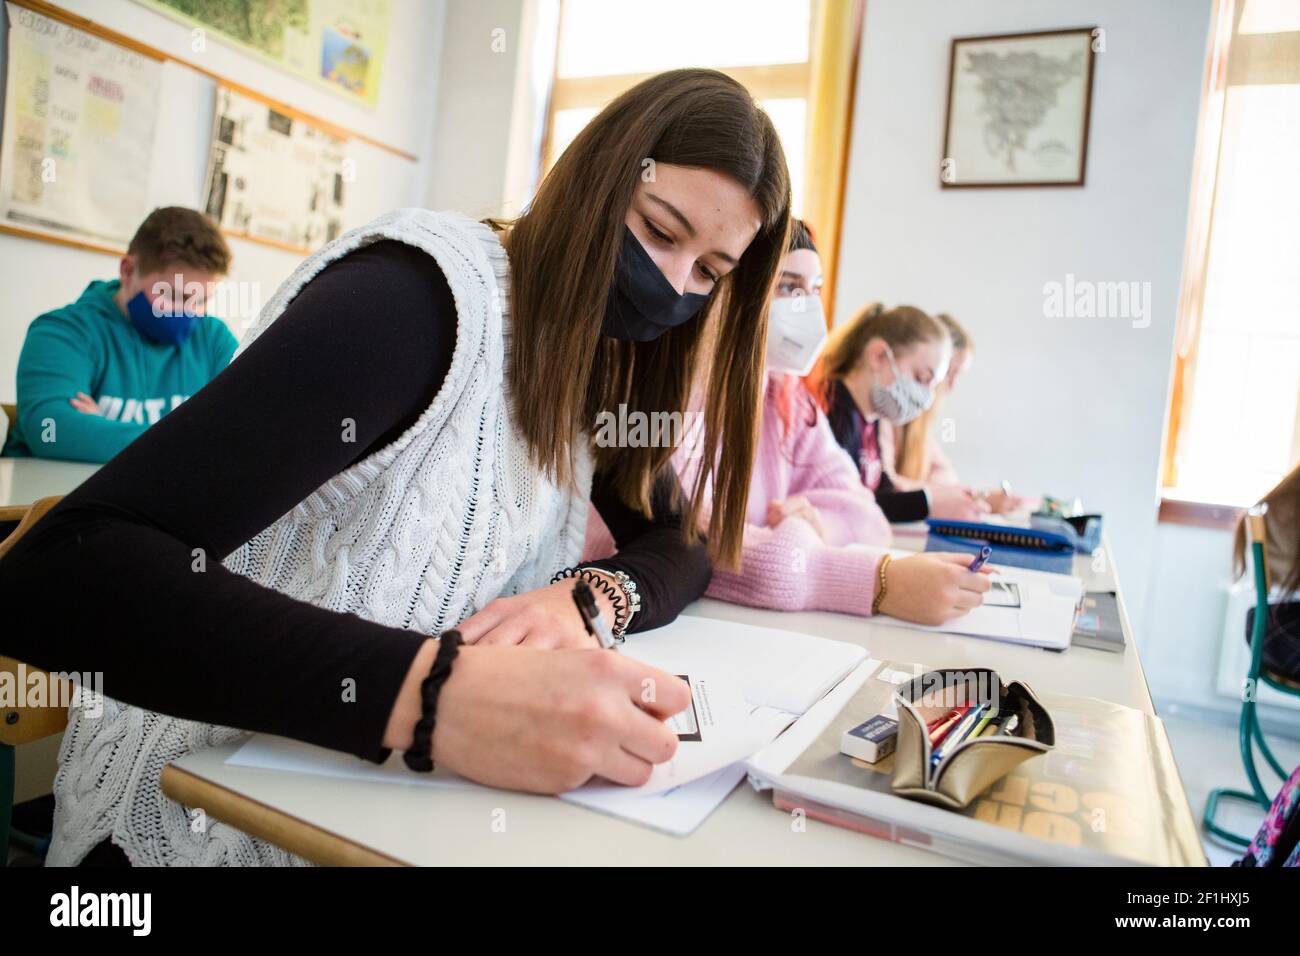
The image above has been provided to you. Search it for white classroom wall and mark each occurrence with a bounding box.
[0,0,448,399]
[425,0,557,220]
[834,0,1212,633]
[836,0,1293,730]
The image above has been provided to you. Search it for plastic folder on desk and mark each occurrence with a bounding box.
[924,519,1075,574]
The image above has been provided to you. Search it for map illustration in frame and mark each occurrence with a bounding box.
[941,27,1097,188]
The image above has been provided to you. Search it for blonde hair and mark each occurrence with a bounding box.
[896,400,937,481]
[811,302,946,410]
[936,312,973,353]
[897,312,974,480]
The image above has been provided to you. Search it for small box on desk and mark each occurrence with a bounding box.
[841,713,898,763]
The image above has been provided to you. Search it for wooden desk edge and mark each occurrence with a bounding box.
[159,763,407,867]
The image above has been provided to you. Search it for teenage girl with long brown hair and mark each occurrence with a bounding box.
[0,70,791,866]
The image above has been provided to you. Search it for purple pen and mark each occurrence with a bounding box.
[968,545,993,572]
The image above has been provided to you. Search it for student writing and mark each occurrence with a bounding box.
[586,223,993,623]
[0,70,791,866]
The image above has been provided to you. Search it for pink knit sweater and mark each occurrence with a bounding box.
[583,375,894,617]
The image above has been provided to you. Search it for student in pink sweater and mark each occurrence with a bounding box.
[585,223,992,625]
[704,224,990,623]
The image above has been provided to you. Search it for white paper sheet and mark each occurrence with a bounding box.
[625,613,868,714]
[225,614,867,832]
[877,557,1084,650]
[746,659,880,783]
[561,764,749,836]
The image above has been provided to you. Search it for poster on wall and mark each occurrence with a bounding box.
[135,0,391,109]
[0,2,162,248]
[201,84,347,253]
[941,27,1097,188]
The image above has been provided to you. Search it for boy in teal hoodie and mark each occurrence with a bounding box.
[4,207,239,463]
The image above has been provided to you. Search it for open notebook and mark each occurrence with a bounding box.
[225,613,867,836]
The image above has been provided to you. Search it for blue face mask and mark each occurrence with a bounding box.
[602,227,710,342]
[126,291,201,346]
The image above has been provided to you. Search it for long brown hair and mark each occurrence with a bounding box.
[1234,463,1300,596]
[897,312,973,480]
[809,302,946,410]
[506,69,791,567]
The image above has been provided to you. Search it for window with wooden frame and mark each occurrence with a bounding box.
[540,0,862,317]
[1161,0,1300,527]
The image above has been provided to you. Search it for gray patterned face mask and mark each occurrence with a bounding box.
[870,348,934,425]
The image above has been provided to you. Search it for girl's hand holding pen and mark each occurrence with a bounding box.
[457,578,617,649]
[876,552,994,626]
[387,640,691,791]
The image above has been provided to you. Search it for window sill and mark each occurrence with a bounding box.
[1158,496,1244,531]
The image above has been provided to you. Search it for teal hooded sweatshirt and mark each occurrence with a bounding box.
[3,279,239,463]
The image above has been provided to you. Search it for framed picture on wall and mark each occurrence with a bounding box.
[941,27,1098,188]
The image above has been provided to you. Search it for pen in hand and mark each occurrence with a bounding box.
[571,578,619,651]
[968,545,993,572]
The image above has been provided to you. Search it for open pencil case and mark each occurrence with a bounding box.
[890,668,1054,809]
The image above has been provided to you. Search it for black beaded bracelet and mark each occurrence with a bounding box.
[550,566,628,635]
[403,629,463,773]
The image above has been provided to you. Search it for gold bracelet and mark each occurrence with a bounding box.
[872,554,893,615]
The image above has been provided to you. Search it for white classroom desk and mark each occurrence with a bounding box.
[162,532,1168,866]
[0,457,99,512]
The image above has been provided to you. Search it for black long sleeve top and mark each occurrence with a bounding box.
[0,240,711,764]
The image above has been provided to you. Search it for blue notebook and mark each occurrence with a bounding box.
[923,519,1076,574]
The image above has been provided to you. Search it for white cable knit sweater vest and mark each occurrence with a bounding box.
[49,209,592,866]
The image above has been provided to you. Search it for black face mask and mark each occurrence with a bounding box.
[602,226,710,342]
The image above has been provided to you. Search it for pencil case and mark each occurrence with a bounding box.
[924,519,1075,574]
[890,668,1054,810]
[924,518,1074,552]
